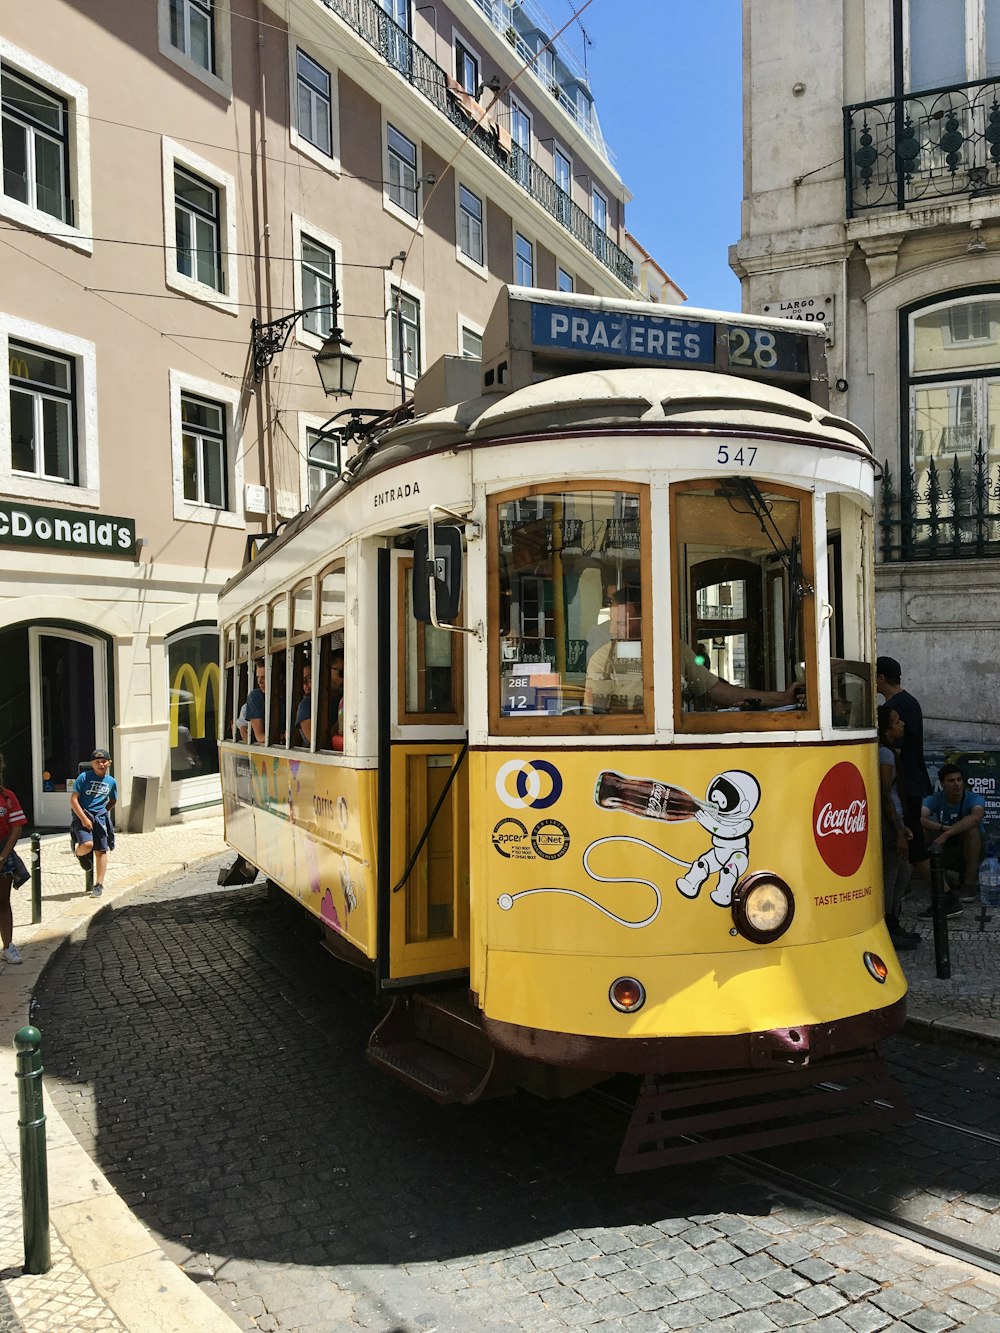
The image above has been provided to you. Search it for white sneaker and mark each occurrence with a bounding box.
[1,945,23,964]
[91,883,103,897]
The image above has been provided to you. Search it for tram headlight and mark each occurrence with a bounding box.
[609,977,646,1013]
[732,872,795,944]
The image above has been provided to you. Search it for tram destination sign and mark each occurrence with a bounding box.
[529,301,813,379]
[0,500,136,557]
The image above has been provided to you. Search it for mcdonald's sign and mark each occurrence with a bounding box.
[170,661,221,746]
[8,354,29,380]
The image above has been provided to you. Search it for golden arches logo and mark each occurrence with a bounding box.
[170,661,221,745]
[8,356,29,380]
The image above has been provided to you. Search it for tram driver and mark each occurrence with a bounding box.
[585,588,803,714]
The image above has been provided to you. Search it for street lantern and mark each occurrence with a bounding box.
[249,297,361,396]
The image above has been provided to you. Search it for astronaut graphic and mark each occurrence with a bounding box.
[675,770,761,908]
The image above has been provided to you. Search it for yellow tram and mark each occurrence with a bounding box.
[217,287,907,1169]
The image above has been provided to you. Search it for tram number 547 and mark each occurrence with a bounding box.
[716,443,757,467]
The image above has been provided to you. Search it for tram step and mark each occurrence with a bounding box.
[367,992,497,1104]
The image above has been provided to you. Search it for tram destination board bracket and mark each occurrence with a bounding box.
[481,288,829,408]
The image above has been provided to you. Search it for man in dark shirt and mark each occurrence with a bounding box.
[876,655,932,878]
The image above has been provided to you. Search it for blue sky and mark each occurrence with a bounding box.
[575,0,744,312]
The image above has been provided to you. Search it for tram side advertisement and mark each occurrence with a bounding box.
[221,749,374,955]
[475,743,899,1038]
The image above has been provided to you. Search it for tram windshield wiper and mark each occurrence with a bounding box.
[718,477,813,663]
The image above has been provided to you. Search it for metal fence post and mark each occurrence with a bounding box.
[928,844,951,980]
[14,1026,50,1275]
[30,833,41,925]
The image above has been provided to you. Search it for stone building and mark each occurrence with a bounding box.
[734,0,1000,750]
[0,0,639,825]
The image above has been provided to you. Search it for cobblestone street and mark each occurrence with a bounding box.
[20,860,1000,1331]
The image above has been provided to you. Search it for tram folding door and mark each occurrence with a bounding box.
[380,549,470,985]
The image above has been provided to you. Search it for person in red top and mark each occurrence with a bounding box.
[0,752,28,965]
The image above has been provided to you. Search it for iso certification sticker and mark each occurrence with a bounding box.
[531,818,570,860]
[492,817,531,859]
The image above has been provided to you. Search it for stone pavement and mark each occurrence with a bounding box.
[0,814,239,1333]
[2,820,1000,1333]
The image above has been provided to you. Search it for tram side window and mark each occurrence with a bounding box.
[268,595,289,746]
[493,487,650,731]
[672,480,816,731]
[827,494,874,729]
[400,556,463,722]
[222,629,236,741]
[316,561,346,752]
[232,617,251,740]
[290,580,314,748]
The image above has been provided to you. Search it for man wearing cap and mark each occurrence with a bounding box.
[69,749,117,897]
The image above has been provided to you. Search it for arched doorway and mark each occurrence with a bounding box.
[29,627,109,827]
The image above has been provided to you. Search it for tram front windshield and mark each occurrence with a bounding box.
[493,481,870,732]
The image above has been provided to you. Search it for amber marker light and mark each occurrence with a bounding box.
[609,977,646,1013]
[864,952,889,983]
[731,872,795,944]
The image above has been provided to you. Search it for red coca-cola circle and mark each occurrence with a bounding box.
[812,762,869,876]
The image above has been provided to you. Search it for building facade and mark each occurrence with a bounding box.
[734,0,1000,750]
[0,0,637,826]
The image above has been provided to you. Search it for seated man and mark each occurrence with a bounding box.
[921,763,984,912]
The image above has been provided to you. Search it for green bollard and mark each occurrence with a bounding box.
[30,833,41,925]
[14,1026,50,1274]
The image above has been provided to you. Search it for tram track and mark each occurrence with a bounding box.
[587,1081,1000,1277]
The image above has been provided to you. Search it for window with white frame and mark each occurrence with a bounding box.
[389,287,421,382]
[558,266,573,293]
[158,0,231,93]
[553,145,571,224]
[1,316,97,502]
[458,184,484,266]
[296,49,332,157]
[2,67,69,223]
[174,165,222,291]
[0,44,90,248]
[170,370,241,526]
[592,185,608,233]
[180,392,227,508]
[307,426,340,506]
[455,35,479,94]
[163,140,237,310]
[907,0,1000,89]
[536,43,554,87]
[386,123,418,217]
[9,341,75,483]
[169,0,215,72]
[515,232,534,286]
[301,235,335,337]
[460,322,482,358]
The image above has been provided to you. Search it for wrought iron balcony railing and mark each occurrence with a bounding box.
[845,76,1000,216]
[879,442,1000,561]
[321,0,633,286]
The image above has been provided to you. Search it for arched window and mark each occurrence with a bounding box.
[907,292,1000,498]
[166,625,220,809]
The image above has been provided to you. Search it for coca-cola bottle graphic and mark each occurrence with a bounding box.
[595,770,704,821]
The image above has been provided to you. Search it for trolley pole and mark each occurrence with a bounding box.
[15,1026,51,1275]
[30,833,41,925]
[928,844,951,980]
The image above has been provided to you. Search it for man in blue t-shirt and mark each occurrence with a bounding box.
[242,661,266,744]
[921,763,985,912]
[70,748,118,898]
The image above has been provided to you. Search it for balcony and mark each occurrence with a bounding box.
[878,441,1000,561]
[321,0,632,286]
[845,76,1000,217]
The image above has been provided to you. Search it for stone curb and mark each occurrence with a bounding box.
[0,846,241,1333]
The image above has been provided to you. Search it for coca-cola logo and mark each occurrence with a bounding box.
[813,762,869,876]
